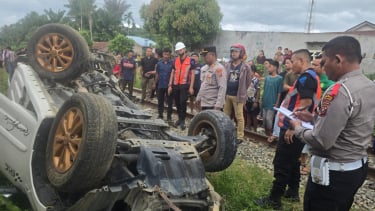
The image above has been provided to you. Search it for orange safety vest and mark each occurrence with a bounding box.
[173,56,191,85]
[278,69,322,129]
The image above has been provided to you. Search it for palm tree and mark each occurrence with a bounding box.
[65,0,96,40]
[44,9,66,23]
[104,0,130,21]
[123,12,135,35]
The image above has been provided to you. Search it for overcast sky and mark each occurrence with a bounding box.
[0,0,374,32]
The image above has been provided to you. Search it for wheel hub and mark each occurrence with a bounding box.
[52,107,83,173]
[36,33,74,73]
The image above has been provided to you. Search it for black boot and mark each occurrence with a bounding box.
[254,196,282,210]
[255,186,283,210]
[284,188,300,202]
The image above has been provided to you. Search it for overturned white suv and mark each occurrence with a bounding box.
[0,24,237,211]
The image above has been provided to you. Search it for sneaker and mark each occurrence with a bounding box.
[180,122,186,130]
[254,196,282,210]
[236,139,243,145]
[174,120,181,128]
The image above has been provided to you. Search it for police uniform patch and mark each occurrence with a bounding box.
[217,68,223,77]
[318,83,341,117]
[318,94,334,117]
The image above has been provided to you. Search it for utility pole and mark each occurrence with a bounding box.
[305,0,315,33]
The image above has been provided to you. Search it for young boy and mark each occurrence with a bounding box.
[261,60,283,137]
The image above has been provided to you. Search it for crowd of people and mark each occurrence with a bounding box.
[2,34,372,211]
[1,47,16,78]
[113,36,375,211]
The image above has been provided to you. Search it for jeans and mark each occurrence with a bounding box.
[272,111,280,137]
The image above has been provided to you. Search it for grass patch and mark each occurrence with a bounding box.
[134,67,142,89]
[0,174,24,211]
[0,67,8,94]
[207,159,303,210]
[0,196,23,211]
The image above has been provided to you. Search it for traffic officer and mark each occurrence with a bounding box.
[195,46,227,111]
[291,36,375,211]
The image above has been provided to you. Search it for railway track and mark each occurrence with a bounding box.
[131,88,375,180]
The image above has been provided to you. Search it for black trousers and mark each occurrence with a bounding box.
[120,79,133,97]
[271,128,305,198]
[172,84,189,122]
[157,88,173,119]
[304,162,368,211]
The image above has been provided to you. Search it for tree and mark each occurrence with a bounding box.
[141,0,222,50]
[0,11,49,49]
[104,0,130,26]
[80,30,93,48]
[123,12,135,35]
[108,34,135,55]
[91,0,130,41]
[65,0,96,40]
[44,9,66,23]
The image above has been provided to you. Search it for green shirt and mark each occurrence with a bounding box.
[320,74,335,92]
[262,75,283,110]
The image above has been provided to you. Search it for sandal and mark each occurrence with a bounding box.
[267,136,278,143]
[300,165,310,175]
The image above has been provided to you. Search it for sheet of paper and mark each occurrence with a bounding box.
[274,107,314,130]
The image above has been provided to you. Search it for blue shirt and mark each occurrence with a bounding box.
[156,60,173,89]
[121,58,136,81]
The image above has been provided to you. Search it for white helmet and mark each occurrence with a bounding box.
[175,42,186,51]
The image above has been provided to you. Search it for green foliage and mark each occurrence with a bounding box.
[80,30,93,48]
[366,73,375,81]
[109,34,135,55]
[0,11,50,49]
[0,68,8,94]
[207,159,303,210]
[141,0,222,50]
[0,0,132,48]
[0,196,22,211]
[134,68,142,89]
[255,64,266,77]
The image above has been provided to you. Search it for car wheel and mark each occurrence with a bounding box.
[188,110,237,172]
[46,93,117,192]
[27,23,90,81]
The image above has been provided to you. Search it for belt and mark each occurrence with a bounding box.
[329,157,367,171]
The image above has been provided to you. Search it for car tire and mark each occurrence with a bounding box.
[27,23,90,81]
[188,110,237,172]
[46,93,117,192]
